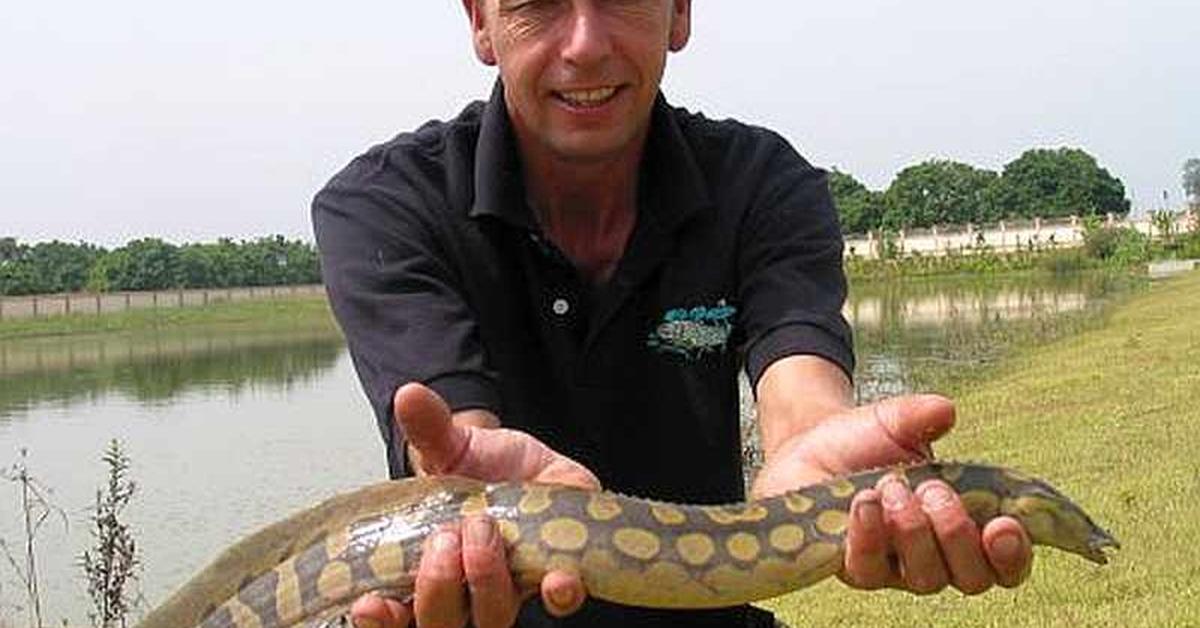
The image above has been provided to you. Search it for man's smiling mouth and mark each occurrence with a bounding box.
[554,86,620,108]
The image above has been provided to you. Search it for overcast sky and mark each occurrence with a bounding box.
[2,1,1196,247]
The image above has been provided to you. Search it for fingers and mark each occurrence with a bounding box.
[350,593,412,628]
[462,517,521,628]
[537,456,603,492]
[845,475,1010,596]
[915,481,994,595]
[414,529,469,628]
[871,395,956,460]
[394,383,470,475]
[411,517,586,628]
[981,516,1034,588]
[540,570,586,618]
[880,476,949,594]
[842,489,896,589]
[460,514,586,622]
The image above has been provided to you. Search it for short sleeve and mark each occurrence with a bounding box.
[736,135,855,391]
[312,151,501,475]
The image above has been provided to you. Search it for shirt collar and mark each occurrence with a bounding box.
[638,92,713,233]
[469,81,535,229]
[469,80,712,233]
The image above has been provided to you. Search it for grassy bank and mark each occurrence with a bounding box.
[768,270,1200,625]
[0,296,339,341]
[845,247,1082,280]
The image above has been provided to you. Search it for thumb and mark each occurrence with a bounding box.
[869,394,956,459]
[350,592,412,628]
[393,382,470,474]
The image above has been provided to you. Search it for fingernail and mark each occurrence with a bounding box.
[992,533,1021,560]
[918,483,955,511]
[353,619,382,628]
[464,516,494,547]
[855,499,882,525]
[880,478,908,510]
[432,530,460,553]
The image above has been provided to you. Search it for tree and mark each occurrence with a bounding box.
[27,241,105,293]
[994,148,1129,219]
[87,238,181,292]
[881,160,1000,229]
[828,169,884,234]
[177,244,218,288]
[1184,159,1200,207]
[0,239,104,295]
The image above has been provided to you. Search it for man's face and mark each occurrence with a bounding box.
[466,0,691,163]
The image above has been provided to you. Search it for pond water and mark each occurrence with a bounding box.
[0,271,1138,625]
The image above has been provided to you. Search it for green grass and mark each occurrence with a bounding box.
[0,296,339,341]
[766,270,1200,626]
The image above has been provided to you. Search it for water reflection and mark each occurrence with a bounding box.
[740,271,1140,483]
[0,330,374,627]
[848,272,1136,402]
[0,329,344,419]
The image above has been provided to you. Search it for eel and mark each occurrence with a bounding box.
[137,461,1119,627]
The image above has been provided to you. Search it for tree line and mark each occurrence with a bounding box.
[0,236,320,297]
[3,150,1191,296]
[831,146,1133,234]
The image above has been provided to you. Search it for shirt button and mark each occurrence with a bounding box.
[552,298,570,316]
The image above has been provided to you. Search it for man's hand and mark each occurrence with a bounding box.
[351,383,597,628]
[753,392,1033,596]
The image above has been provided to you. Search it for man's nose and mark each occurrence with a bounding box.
[561,2,613,67]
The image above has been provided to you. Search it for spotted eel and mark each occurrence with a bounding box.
[138,461,1118,628]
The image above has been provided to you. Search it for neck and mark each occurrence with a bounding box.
[520,141,645,285]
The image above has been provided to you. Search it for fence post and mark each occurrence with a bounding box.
[96,294,101,315]
[33,296,39,318]
[153,292,158,309]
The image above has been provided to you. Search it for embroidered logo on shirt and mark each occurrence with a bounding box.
[647,299,737,360]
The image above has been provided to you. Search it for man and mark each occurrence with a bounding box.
[312,1,1034,626]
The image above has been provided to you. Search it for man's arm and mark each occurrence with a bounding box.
[755,354,854,477]
[753,354,1034,594]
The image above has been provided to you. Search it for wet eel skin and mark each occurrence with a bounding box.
[137,461,1119,628]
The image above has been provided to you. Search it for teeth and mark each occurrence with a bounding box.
[558,87,617,105]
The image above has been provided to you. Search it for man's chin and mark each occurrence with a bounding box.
[544,132,644,165]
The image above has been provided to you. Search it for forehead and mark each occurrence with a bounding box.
[483,0,671,9]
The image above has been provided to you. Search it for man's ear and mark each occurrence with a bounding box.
[668,0,692,52]
[462,0,498,66]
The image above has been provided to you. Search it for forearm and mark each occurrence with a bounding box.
[755,354,854,462]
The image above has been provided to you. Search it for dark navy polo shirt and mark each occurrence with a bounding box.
[313,82,853,627]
